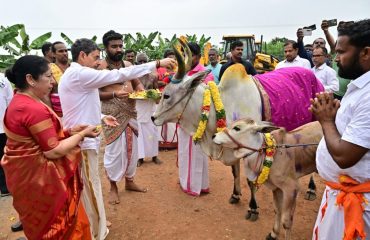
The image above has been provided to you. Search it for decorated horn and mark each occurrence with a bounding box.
[178,38,192,73]
[172,40,185,81]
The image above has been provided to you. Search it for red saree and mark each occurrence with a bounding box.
[1,94,91,240]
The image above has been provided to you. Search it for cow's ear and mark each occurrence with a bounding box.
[254,122,279,133]
[181,70,211,91]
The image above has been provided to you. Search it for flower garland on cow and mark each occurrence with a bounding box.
[255,132,276,187]
[193,81,226,143]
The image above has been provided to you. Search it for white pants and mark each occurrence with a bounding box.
[104,119,138,182]
[81,149,108,240]
[178,127,209,196]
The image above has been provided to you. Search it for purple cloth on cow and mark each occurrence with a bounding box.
[254,67,324,131]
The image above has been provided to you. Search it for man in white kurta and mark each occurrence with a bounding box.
[311,19,370,240]
[275,40,311,70]
[59,38,173,240]
[178,42,214,196]
[311,46,339,92]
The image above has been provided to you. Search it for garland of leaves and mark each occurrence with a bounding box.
[192,82,227,143]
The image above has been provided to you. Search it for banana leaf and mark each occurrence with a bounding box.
[29,32,52,49]
[3,44,20,56]
[60,32,74,46]
[20,26,30,52]
[0,31,19,46]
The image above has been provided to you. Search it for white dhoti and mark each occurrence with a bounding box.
[136,100,159,159]
[81,149,109,240]
[104,119,138,181]
[312,187,370,240]
[178,127,209,196]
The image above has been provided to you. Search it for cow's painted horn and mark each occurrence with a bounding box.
[178,38,192,73]
[172,40,186,81]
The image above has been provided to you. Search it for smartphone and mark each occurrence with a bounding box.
[327,19,338,27]
[302,29,313,36]
[304,24,316,31]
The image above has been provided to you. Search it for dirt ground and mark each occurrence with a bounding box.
[0,147,325,240]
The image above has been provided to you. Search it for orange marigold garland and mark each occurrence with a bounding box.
[192,82,226,143]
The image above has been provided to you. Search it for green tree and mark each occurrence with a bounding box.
[265,37,288,61]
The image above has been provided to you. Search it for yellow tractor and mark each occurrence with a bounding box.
[221,34,279,73]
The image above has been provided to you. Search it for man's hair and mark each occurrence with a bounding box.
[136,52,149,62]
[102,30,123,47]
[71,38,100,62]
[314,46,328,55]
[41,42,52,56]
[338,19,370,49]
[208,48,218,54]
[231,40,243,50]
[51,41,64,53]
[313,38,326,45]
[125,49,136,56]
[187,42,201,56]
[284,40,298,49]
[163,49,175,58]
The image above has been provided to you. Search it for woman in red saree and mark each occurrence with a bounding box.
[1,55,100,240]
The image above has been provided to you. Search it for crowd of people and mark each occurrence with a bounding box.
[0,18,369,240]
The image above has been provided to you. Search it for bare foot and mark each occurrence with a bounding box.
[108,190,120,205]
[108,181,120,205]
[125,180,148,193]
[106,220,112,227]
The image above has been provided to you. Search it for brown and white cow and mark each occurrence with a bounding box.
[213,119,323,240]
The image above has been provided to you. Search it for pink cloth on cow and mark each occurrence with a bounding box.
[254,67,324,131]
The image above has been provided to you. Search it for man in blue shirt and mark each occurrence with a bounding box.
[206,48,222,84]
[219,40,257,80]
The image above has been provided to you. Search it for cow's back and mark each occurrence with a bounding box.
[254,67,324,131]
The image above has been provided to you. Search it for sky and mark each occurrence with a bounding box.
[0,0,369,49]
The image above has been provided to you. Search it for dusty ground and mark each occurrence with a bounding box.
[0,148,325,240]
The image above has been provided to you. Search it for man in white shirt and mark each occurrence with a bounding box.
[275,40,311,70]
[310,19,370,240]
[311,46,339,92]
[0,74,13,197]
[59,38,175,240]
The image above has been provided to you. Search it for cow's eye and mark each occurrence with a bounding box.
[164,94,170,99]
[233,126,240,131]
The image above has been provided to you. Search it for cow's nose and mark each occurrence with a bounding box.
[212,134,216,139]
[151,116,156,122]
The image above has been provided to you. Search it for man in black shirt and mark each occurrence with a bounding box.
[219,40,257,80]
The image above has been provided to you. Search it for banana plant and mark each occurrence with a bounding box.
[0,24,51,70]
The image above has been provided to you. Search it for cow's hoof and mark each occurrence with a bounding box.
[265,233,277,240]
[304,190,316,201]
[229,195,240,204]
[245,209,259,221]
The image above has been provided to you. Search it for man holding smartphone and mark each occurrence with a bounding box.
[296,20,337,67]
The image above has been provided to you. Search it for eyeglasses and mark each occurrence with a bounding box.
[137,60,148,64]
[313,41,325,45]
[312,54,325,57]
